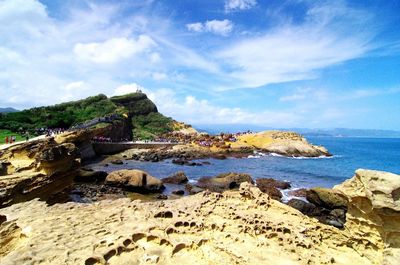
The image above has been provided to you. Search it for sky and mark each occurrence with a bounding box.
[0,0,400,130]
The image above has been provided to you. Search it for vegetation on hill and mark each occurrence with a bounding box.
[132,113,174,140]
[0,92,175,139]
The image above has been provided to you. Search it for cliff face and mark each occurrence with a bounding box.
[0,138,80,207]
[334,169,400,265]
[0,169,398,264]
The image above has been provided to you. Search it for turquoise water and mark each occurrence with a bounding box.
[92,137,400,190]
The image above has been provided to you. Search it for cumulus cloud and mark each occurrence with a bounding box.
[113,83,145,96]
[74,36,155,64]
[186,19,233,36]
[186,22,203,32]
[225,0,257,12]
[138,86,351,128]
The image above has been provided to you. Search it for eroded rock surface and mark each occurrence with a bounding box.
[161,172,189,184]
[0,169,398,264]
[196,172,254,192]
[0,138,80,207]
[334,169,400,265]
[105,169,165,193]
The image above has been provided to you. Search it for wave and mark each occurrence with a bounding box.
[247,151,342,160]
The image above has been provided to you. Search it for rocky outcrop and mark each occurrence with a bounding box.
[105,169,165,193]
[334,169,400,265]
[0,176,394,265]
[306,187,347,209]
[161,171,188,184]
[196,172,254,192]
[74,168,108,183]
[256,178,291,201]
[0,138,80,207]
[230,131,332,157]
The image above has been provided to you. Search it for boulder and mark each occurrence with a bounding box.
[156,194,168,200]
[260,186,283,201]
[0,214,6,225]
[287,199,321,216]
[185,184,204,195]
[161,171,188,184]
[256,178,291,190]
[172,159,185,165]
[105,170,164,193]
[74,169,108,182]
[172,190,185,195]
[287,188,308,198]
[306,187,348,209]
[196,172,254,192]
[110,159,124,165]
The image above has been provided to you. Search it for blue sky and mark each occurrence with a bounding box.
[0,0,400,130]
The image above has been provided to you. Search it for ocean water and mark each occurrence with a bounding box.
[91,137,400,190]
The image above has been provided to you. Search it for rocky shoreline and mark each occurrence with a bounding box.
[1,169,399,264]
[2,129,399,264]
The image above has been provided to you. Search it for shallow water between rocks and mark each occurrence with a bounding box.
[48,136,400,204]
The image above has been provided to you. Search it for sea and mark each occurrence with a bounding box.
[90,137,400,197]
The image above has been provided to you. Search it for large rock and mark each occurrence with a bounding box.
[306,187,348,209]
[255,178,291,201]
[0,138,80,207]
[196,172,254,192]
[230,131,332,157]
[287,198,321,216]
[105,170,164,193]
[74,169,108,183]
[256,178,291,190]
[161,171,188,184]
[334,169,400,264]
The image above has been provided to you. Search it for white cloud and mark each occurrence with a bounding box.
[64,81,86,91]
[186,22,203,32]
[74,36,155,64]
[225,0,257,12]
[140,86,350,127]
[113,83,145,96]
[205,20,233,36]
[216,2,373,89]
[186,20,233,36]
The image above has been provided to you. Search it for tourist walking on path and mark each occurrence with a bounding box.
[5,136,8,144]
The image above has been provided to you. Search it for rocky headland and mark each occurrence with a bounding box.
[0,169,399,264]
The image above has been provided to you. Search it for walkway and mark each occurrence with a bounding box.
[0,135,46,151]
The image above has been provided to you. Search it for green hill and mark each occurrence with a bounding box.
[0,93,175,140]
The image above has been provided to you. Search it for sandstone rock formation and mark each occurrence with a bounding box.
[196,172,254,192]
[161,171,189,184]
[306,187,348,209]
[105,169,165,193]
[0,138,80,207]
[74,169,108,183]
[0,169,398,264]
[231,131,331,157]
[256,178,291,201]
[334,169,400,265]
